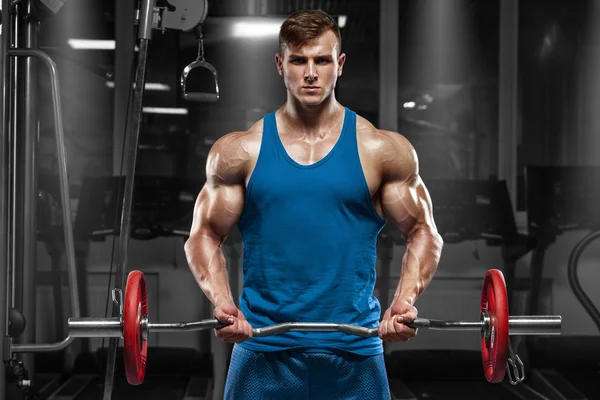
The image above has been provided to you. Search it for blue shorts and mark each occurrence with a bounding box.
[224,345,391,400]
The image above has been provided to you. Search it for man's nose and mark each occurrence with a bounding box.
[304,62,317,81]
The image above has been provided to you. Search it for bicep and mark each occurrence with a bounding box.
[189,181,245,243]
[380,174,436,238]
[377,130,437,238]
[188,131,247,243]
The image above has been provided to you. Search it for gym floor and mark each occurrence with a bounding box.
[7,345,599,400]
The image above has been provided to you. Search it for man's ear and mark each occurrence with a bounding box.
[275,53,284,76]
[338,53,346,76]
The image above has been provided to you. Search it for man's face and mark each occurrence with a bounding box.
[276,30,345,106]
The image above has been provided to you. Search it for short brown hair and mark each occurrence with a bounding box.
[278,9,342,56]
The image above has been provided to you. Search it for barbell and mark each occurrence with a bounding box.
[67,269,561,386]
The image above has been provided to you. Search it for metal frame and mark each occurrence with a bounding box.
[1,2,81,397]
[1,1,206,398]
[18,0,41,382]
[378,0,398,133]
[1,0,11,396]
[499,0,519,210]
[8,47,80,350]
[103,1,156,398]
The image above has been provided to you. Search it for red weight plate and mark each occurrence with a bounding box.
[123,270,148,385]
[480,269,509,383]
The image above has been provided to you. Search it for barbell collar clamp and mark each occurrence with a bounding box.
[142,314,149,341]
[482,312,491,339]
[112,288,123,315]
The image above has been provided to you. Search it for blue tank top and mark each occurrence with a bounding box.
[237,107,387,356]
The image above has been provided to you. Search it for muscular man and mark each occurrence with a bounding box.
[184,9,443,399]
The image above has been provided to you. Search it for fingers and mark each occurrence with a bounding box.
[213,300,241,319]
[399,307,419,324]
[214,318,253,343]
[378,314,418,342]
[213,304,253,343]
[213,308,235,326]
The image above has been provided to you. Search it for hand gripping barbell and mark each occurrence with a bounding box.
[67,269,562,386]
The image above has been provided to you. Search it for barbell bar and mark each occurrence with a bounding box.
[65,269,561,386]
[68,315,561,339]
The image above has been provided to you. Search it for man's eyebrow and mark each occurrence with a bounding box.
[288,54,334,58]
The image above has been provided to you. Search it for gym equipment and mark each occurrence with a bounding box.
[180,24,219,103]
[524,165,600,400]
[0,1,214,398]
[568,230,600,334]
[73,175,201,241]
[60,268,561,386]
[102,1,211,397]
[8,308,26,338]
[160,0,208,32]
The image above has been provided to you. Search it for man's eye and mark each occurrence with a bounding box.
[292,59,305,64]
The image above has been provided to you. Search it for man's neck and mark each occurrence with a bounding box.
[280,97,344,136]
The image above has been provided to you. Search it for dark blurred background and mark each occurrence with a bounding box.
[3,0,600,399]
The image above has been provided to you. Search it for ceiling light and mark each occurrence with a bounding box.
[144,83,171,91]
[231,20,282,38]
[142,107,189,115]
[67,39,139,52]
[68,39,115,50]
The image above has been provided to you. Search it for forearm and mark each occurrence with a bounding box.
[393,226,443,306]
[184,234,234,307]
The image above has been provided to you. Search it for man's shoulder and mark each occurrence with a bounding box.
[206,119,264,182]
[354,114,418,180]
[354,114,412,153]
[212,120,264,157]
